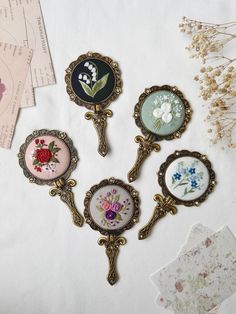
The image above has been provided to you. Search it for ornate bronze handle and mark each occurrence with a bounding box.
[98,235,127,285]
[138,194,177,240]
[49,178,84,227]
[128,135,160,182]
[85,106,113,157]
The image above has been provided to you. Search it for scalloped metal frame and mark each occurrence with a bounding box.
[158,150,216,207]
[84,177,140,236]
[134,85,192,141]
[65,51,122,110]
[18,129,79,186]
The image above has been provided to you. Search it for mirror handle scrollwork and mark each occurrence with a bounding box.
[128,135,160,182]
[138,194,177,240]
[49,178,84,227]
[85,105,113,157]
[98,235,127,285]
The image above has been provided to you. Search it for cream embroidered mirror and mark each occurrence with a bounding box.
[65,52,122,157]
[138,150,216,240]
[84,178,139,285]
[128,85,192,182]
[18,129,83,227]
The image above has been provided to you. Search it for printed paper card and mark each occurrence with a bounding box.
[0,42,32,148]
[151,226,236,314]
[0,0,35,107]
[14,0,56,88]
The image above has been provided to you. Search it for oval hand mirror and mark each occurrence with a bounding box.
[18,129,83,227]
[65,52,122,157]
[138,150,216,240]
[84,178,139,285]
[128,85,192,182]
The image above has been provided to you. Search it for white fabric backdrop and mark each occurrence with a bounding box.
[0,0,236,313]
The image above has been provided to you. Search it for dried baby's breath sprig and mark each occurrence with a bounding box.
[179,17,236,148]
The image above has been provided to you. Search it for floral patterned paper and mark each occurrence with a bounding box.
[151,226,236,314]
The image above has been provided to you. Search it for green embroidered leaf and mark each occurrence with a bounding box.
[183,187,188,195]
[51,156,60,163]
[48,141,55,151]
[92,73,109,97]
[114,194,120,202]
[79,80,94,97]
[116,213,122,221]
[52,147,61,153]
[33,159,39,165]
[179,182,188,186]
[96,205,103,212]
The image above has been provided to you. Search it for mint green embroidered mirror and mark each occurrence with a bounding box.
[65,52,122,157]
[128,85,192,182]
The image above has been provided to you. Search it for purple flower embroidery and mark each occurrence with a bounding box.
[0,79,6,101]
[105,210,116,220]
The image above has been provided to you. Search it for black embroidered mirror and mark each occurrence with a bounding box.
[138,150,216,240]
[128,85,192,182]
[18,129,83,227]
[84,178,139,285]
[65,52,122,157]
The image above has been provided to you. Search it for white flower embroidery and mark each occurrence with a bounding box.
[153,102,173,123]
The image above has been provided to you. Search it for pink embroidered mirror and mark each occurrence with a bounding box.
[18,129,83,227]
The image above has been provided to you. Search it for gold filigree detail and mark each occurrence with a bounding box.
[98,235,127,285]
[128,135,160,182]
[85,106,113,157]
[138,194,177,240]
[50,178,84,227]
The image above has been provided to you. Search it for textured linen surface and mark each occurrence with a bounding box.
[0,0,235,313]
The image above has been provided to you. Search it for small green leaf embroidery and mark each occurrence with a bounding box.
[79,80,94,97]
[33,159,39,165]
[114,194,120,202]
[52,147,61,153]
[92,73,109,97]
[96,205,103,212]
[48,141,55,151]
[51,156,60,163]
[183,187,188,195]
[116,213,122,221]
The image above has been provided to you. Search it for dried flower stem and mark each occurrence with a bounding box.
[180,16,236,148]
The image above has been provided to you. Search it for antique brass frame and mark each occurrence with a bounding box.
[128,85,192,182]
[65,52,122,157]
[18,129,84,227]
[84,177,139,285]
[138,150,216,240]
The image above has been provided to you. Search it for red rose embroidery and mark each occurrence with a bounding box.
[36,148,52,163]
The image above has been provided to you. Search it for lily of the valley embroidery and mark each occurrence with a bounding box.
[65,52,122,157]
[78,61,109,98]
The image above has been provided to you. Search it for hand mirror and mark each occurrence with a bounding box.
[128,85,192,182]
[139,150,216,240]
[84,178,139,285]
[18,129,84,227]
[65,52,122,157]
